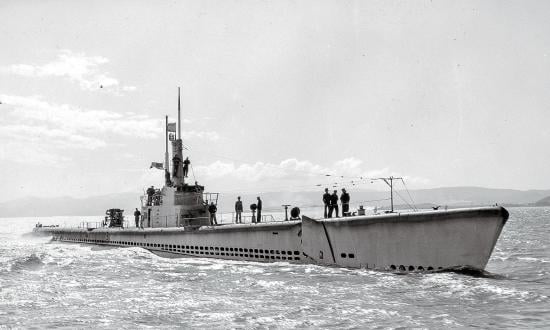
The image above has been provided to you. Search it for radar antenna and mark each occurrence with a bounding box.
[372,176,402,213]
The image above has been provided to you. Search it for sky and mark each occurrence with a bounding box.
[0,0,549,202]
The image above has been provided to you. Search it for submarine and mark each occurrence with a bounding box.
[33,88,509,272]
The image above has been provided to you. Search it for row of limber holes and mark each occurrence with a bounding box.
[60,237,301,261]
[57,237,440,269]
[390,265,443,271]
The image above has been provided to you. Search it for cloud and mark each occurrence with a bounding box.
[122,86,137,92]
[0,124,106,150]
[196,161,283,181]
[0,141,72,167]
[193,157,430,191]
[0,94,161,139]
[0,94,162,165]
[2,49,136,94]
[195,158,349,182]
[182,130,220,141]
[0,94,224,165]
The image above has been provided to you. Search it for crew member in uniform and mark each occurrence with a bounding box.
[329,190,339,218]
[183,157,190,178]
[235,196,243,223]
[322,188,330,218]
[256,197,262,222]
[164,169,172,187]
[146,186,155,206]
[133,208,141,228]
[172,155,181,178]
[208,202,218,225]
[340,188,350,217]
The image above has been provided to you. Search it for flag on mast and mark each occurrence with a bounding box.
[150,162,163,170]
[167,122,176,133]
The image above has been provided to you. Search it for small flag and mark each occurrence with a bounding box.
[150,162,163,170]
[167,123,176,132]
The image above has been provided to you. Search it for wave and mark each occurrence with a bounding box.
[9,253,45,271]
[433,266,507,279]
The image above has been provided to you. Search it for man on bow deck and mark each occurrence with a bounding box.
[322,188,330,218]
[341,188,350,217]
[329,190,339,218]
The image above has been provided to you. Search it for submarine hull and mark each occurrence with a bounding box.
[301,206,508,271]
[33,206,508,271]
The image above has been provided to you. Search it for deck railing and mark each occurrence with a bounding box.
[134,213,285,229]
[230,214,278,223]
[79,221,129,229]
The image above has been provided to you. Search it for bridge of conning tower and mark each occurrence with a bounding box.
[138,87,220,228]
[140,184,219,227]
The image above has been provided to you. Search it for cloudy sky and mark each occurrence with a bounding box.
[1,0,549,202]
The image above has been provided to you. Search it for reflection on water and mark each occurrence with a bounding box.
[1,208,549,328]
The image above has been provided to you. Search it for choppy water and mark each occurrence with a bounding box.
[1,207,549,329]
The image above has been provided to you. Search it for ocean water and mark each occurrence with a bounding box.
[0,207,548,329]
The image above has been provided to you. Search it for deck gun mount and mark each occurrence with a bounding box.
[104,209,124,228]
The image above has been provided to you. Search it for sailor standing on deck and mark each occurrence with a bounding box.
[256,197,262,222]
[340,188,350,217]
[329,190,339,218]
[322,188,330,218]
[235,197,243,223]
[208,202,218,225]
[134,208,141,228]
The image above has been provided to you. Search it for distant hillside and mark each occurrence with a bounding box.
[0,193,140,217]
[1,187,549,218]
[402,187,550,205]
[535,196,550,206]
[219,187,550,213]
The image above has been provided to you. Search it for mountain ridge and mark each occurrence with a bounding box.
[1,186,549,218]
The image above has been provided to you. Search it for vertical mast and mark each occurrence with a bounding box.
[165,115,169,170]
[376,176,401,213]
[172,87,185,188]
[390,176,394,212]
[177,87,181,140]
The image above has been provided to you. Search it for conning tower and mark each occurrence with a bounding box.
[140,87,216,228]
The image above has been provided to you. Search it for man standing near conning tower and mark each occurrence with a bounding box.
[183,157,190,178]
[164,169,172,187]
[208,202,218,225]
[134,208,141,227]
[146,186,155,206]
[172,154,181,180]
[235,196,243,223]
[256,197,263,222]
